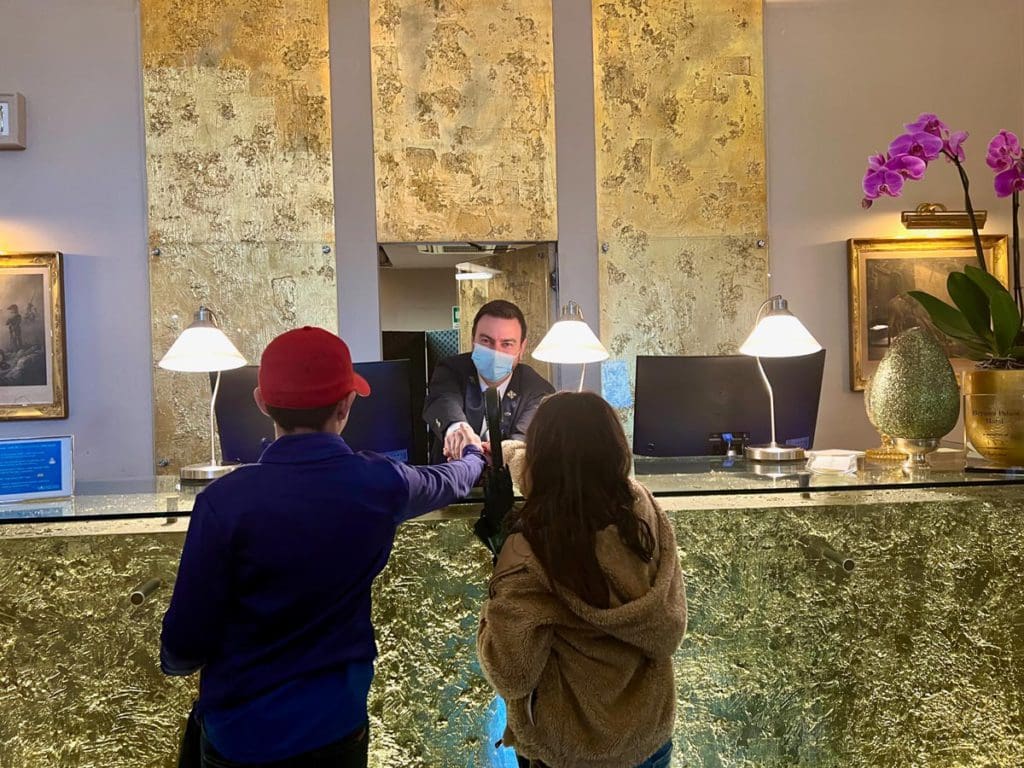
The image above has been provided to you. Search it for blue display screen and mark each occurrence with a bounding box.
[0,439,67,497]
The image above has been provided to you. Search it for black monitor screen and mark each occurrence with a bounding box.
[211,366,274,464]
[633,350,826,457]
[344,360,414,462]
[212,360,415,464]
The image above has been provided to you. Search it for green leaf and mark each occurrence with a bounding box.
[989,289,1022,356]
[956,340,995,360]
[964,264,1008,301]
[947,271,993,342]
[907,290,978,339]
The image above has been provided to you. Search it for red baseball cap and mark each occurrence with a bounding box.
[258,326,370,409]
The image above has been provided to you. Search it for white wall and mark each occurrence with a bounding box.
[329,0,381,361]
[765,0,1024,449]
[379,269,457,331]
[0,0,154,480]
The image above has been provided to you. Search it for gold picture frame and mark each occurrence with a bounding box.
[847,236,1009,391]
[0,93,27,150]
[0,252,68,419]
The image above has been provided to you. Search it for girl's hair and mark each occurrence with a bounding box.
[511,391,654,607]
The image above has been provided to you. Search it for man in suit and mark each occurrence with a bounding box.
[424,299,554,463]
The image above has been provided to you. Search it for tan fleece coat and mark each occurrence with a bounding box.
[477,442,687,768]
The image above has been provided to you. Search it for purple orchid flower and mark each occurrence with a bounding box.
[889,131,943,163]
[906,113,949,139]
[993,163,1024,197]
[861,152,926,203]
[861,114,988,276]
[986,130,1021,171]
[944,130,968,162]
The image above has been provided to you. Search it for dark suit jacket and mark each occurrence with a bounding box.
[423,352,555,463]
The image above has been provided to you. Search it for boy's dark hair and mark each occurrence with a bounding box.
[265,402,340,432]
[472,300,527,341]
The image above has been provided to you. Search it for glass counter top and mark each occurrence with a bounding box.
[632,453,1024,495]
[0,454,1022,525]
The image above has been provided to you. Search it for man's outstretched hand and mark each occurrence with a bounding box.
[444,423,482,460]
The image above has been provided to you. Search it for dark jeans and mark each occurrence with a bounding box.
[199,724,369,768]
[516,740,672,768]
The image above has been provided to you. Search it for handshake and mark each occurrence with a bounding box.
[443,422,490,461]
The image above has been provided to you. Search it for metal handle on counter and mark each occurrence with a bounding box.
[798,534,855,572]
[130,578,163,605]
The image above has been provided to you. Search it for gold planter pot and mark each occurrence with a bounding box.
[963,369,1024,467]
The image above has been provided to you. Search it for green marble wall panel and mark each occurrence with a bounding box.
[593,1,767,430]
[3,488,1024,766]
[369,0,558,242]
[671,492,1024,766]
[141,0,337,473]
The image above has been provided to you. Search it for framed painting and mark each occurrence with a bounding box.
[0,93,27,150]
[0,253,68,419]
[847,236,1009,391]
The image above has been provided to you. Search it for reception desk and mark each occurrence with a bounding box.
[2,461,1023,767]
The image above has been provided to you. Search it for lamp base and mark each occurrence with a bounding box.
[180,463,237,483]
[744,442,807,462]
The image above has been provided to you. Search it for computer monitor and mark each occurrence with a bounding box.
[344,360,415,462]
[382,331,429,464]
[211,359,416,464]
[211,366,274,464]
[632,350,826,457]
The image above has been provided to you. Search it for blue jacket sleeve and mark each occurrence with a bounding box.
[393,446,486,523]
[160,493,232,676]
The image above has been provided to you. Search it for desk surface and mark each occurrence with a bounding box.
[0,454,1022,525]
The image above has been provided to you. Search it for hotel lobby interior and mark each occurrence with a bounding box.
[2,1,1024,765]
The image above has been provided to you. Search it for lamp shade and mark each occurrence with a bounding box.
[739,296,821,358]
[159,307,247,373]
[532,301,610,364]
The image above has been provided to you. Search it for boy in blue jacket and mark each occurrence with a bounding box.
[161,326,485,767]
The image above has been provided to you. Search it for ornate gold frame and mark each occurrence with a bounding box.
[847,236,1009,391]
[0,252,68,420]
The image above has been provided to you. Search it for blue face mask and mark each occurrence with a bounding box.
[471,343,516,383]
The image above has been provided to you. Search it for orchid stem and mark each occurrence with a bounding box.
[1014,191,1022,317]
[951,154,987,272]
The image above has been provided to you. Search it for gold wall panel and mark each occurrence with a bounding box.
[369,0,557,242]
[142,0,337,472]
[593,1,767,422]
[457,244,552,382]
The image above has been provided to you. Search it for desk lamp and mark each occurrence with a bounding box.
[739,295,822,461]
[158,306,247,481]
[532,300,609,391]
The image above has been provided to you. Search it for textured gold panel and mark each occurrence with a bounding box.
[457,244,552,382]
[141,0,337,473]
[370,0,557,242]
[593,1,767,424]
[5,490,1024,766]
[0,533,194,767]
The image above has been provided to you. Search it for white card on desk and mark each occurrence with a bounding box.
[807,450,863,474]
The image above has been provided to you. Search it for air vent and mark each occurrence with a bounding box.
[415,243,516,255]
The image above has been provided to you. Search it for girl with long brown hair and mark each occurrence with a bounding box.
[477,392,687,768]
